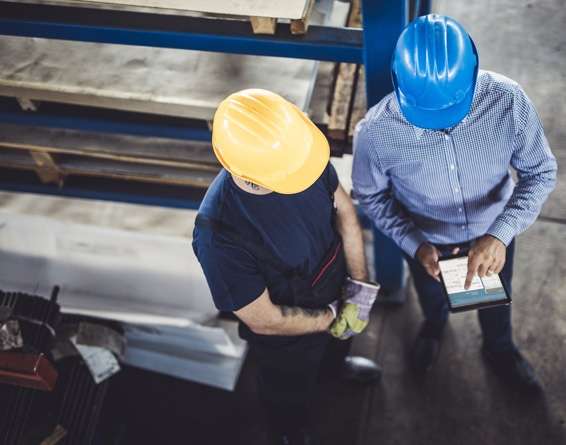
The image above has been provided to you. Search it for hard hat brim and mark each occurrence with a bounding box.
[396,86,475,130]
[270,112,330,194]
[213,107,330,195]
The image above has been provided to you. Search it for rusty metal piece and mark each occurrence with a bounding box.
[0,351,58,391]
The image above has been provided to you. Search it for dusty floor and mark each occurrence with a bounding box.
[0,0,565,444]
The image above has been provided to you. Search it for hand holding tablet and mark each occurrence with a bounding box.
[438,254,511,313]
[464,235,507,289]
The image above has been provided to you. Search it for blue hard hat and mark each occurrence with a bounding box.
[391,14,479,130]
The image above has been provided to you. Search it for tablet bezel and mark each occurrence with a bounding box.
[438,252,512,313]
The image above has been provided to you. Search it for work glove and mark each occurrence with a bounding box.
[329,278,380,340]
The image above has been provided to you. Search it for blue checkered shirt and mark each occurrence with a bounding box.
[352,70,557,258]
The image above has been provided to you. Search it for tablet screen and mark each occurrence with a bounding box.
[438,256,508,308]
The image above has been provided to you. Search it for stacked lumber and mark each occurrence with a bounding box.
[6,0,317,35]
[0,0,351,185]
[0,0,360,189]
[0,124,221,188]
[0,0,344,119]
[327,0,367,142]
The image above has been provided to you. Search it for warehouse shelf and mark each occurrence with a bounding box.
[0,168,207,210]
[0,1,362,63]
[0,0,429,291]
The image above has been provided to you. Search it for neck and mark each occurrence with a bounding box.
[232,176,273,195]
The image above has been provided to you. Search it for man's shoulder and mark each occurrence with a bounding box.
[198,170,231,218]
[194,170,233,245]
[354,92,401,143]
[362,92,398,125]
[479,70,522,98]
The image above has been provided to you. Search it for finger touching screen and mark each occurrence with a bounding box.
[438,257,509,311]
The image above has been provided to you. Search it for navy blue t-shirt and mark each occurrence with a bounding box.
[192,164,339,312]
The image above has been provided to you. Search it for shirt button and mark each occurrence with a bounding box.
[454,187,459,193]
[458,208,463,212]
[450,164,455,170]
[461,225,466,230]
[444,134,450,140]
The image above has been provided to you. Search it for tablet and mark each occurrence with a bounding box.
[438,255,511,313]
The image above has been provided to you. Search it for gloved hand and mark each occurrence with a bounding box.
[329,278,380,340]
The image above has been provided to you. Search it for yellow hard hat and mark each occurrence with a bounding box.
[212,89,330,194]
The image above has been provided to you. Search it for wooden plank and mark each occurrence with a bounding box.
[327,0,362,141]
[249,16,277,34]
[0,148,218,188]
[30,151,64,186]
[4,0,320,34]
[328,63,358,140]
[1,140,220,173]
[290,0,315,34]
[348,65,367,142]
[59,156,218,187]
[0,3,335,121]
[0,147,34,168]
[4,0,313,19]
[0,124,219,167]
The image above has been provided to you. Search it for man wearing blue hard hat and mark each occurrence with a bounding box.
[353,14,557,391]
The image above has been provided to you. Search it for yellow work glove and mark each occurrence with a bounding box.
[329,278,380,340]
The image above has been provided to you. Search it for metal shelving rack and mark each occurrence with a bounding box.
[0,0,430,292]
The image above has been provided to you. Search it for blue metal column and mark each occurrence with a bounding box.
[361,0,408,293]
[415,0,433,18]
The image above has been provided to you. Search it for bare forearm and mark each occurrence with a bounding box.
[335,187,369,281]
[235,290,334,336]
[338,213,368,280]
[264,305,333,336]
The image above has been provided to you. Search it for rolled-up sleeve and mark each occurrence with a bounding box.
[352,121,428,257]
[487,86,557,245]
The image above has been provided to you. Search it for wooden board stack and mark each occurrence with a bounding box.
[327,0,368,142]
[0,0,351,188]
[0,124,221,189]
[4,0,317,34]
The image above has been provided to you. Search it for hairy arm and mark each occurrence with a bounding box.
[334,184,369,281]
[234,288,333,336]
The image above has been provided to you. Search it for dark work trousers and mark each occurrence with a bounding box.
[404,240,515,352]
[252,334,351,434]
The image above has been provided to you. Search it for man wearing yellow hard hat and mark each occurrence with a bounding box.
[193,89,381,444]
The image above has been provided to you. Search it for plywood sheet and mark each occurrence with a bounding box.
[0,147,219,187]
[4,0,312,19]
[0,1,348,120]
[0,124,219,167]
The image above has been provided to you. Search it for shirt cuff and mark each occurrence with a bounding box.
[399,230,429,258]
[486,219,516,246]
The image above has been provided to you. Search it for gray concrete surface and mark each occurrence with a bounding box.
[355,224,566,445]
